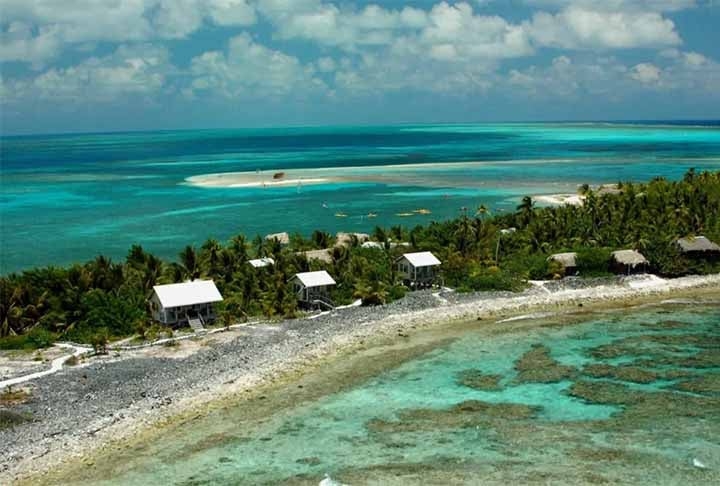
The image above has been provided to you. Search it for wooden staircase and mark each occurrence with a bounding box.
[311,295,335,311]
[187,313,205,332]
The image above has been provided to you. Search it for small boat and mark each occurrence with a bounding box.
[396,212,414,217]
[413,208,432,215]
[322,202,329,209]
[335,212,348,218]
[367,212,377,218]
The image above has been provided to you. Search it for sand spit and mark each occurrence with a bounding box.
[2,273,719,484]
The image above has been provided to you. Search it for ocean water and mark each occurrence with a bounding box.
[2,122,720,272]
[51,302,720,485]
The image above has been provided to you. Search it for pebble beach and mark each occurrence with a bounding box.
[2,273,719,484]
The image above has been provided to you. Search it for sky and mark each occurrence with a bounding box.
[1,0,719,135]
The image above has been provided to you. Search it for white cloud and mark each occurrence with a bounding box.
[0,0,256,64]
[630,62,662,83]
[5,45,172,102]
[505,51,720,99]
[523,0,698,12]
[525,6,682,49]
[188,33,326,99]
[257,0,428,49]
[0,22,62,66]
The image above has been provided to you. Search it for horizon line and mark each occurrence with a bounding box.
[3,118,720,139]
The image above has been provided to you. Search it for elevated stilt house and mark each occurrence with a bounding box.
[150,280,223,327]
[291,271,336,309]
[397,251,441,287]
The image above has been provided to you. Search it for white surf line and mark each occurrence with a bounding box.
[0,343,92,389]
[528,280,553,295]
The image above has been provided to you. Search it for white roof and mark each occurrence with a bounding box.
[401,251,441,267]
[362,241,384,249]
[293,271,336,288]
[152,280,223,308]
[248,257,275,268]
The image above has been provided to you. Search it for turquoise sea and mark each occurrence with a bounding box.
[2,122,720,272]
[51,302,720,485]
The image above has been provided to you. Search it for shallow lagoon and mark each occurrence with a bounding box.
[53,302,720,485]
[2,122,720,272]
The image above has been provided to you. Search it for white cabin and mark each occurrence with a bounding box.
[150,280,223,326]
[291,271,336,307]
[397,251,441,286]
[248,257,275,268]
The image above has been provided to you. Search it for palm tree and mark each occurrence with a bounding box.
[516,196,534,227]
[229,234,249,263]
[200,238,222,277]
[179,245,200,280]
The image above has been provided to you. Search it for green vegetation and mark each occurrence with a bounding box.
[0,410,33,430]
[0,386,31,406]
[1,170,718,347]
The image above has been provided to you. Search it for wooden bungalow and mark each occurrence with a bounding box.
[397,251,441,287]
[547,252,578,276]
[291,271,336,309]
[610,250,649,275]
[676,236,720,258]
[150,280,223,328]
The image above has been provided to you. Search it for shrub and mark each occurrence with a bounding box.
[26,327,55,349]
[89,328,110,354]
[576,248,612,277]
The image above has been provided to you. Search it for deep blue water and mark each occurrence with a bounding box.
[1,122,719,272]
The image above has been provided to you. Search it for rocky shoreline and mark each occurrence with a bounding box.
[2,274,719,484]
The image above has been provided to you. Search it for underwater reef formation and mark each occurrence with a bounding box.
[514,344,577,383]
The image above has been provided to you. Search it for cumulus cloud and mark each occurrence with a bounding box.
[4,45,172,102]
[1,0,256,64]
[630,63,662,83]
[505,49,720,99]
[257,0,428,49]
[0,22,62,66]
[525,6,682,49]
[188,33,326,99]
[524,0,699,11]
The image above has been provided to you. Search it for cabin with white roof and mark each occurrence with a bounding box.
[248,257,275,268]
[291,271,336,309]
[397,251,441,287]
[150,280,223,326]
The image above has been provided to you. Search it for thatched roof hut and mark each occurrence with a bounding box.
[611,250,648,274]
[264,232,290,245]
[548,252,577,269]
[676,236,720,254]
